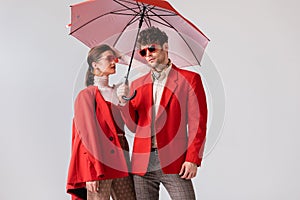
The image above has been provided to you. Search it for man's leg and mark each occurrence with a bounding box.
[133,150,161,200]
[133,172,160,200]
[161,174,196,200]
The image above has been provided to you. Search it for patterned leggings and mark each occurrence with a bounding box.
[87,176,136,200]
[87,135,136,200]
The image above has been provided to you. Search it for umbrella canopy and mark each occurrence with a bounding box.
[69,0,209,68]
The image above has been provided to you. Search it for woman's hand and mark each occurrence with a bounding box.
[86,181,99,193]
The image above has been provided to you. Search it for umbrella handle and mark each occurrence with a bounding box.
[121,78,137,101]
[122,90,137,101]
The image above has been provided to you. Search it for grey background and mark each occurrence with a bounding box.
[0,0,299,199]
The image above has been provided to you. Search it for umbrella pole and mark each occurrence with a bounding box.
[122,6,147,101]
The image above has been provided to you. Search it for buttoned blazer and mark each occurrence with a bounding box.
[67,86,129,199]
[120,65,207,175]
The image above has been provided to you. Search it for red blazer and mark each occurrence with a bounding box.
[120,65,207,175]
[66,86,129,200]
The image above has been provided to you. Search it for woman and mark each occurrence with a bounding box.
[66,44,136,200]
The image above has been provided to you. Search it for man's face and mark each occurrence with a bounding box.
[139,43,167,70]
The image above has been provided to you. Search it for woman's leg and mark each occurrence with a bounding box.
[110,176,136,200]
[87,179,113,200]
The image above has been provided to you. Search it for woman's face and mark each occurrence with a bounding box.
[92,50,118,76]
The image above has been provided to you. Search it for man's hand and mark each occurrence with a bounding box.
[179,161,198,179]
[86,181,99,193]
[116,83,129,105]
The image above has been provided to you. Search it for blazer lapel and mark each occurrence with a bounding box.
[156,65,178,119]
[95,88,118,134]
[141,73,154,112]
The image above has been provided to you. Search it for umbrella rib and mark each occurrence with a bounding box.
[70,1,140,35]
[150,7,177,15]
[135,1,145,21]
[149,10,201,65]
[145,12,173,28]
[145,5,176,17]
[127,16,142,26]
[142,13,177,17]
[116,0,142,8]
[143,6,174,28]
[112,2,144,47]
[112,2,144,44]
[112,15,141,47]
[143,6,152,27]
[112,2,147,50]
[109,12,139,16]
[70,12,110,35]
[144,17,173,28]
[144,16,151,27]
[109,7,140,15]
[142,5,172,28]
[113,0,141,15]
[70,7,139,35]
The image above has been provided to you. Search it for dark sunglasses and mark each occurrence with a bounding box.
[98,55,119,63]
[139,44,159,57]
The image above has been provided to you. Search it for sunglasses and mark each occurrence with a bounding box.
[139,44,160,57]
[98,55,119,63]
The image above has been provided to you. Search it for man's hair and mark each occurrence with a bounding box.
[137,26,168,48]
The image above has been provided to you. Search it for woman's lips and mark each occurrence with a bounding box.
[110,64,116,69]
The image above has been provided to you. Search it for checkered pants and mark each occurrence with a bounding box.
[133,150,196,200]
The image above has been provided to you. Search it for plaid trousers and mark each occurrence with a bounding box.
[133,150,196,200]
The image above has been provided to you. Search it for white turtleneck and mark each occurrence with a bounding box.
[93,75,119,105]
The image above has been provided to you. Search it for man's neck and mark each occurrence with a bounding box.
[153,58,171,72]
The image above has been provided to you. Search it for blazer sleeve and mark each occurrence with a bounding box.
[185,73,207,166]
[67,88,105,199]
[73,88,105,166]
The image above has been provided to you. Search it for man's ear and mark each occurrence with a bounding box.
[163,43,168,51]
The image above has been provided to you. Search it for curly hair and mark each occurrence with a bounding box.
[137,26,168,48]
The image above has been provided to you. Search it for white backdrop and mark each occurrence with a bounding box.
[0,0,299,199]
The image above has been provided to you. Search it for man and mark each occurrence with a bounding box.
[117,26,207,200]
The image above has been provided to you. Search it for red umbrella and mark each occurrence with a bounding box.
[69,0,209,99]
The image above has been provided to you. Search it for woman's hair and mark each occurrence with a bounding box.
[85,44,117,86]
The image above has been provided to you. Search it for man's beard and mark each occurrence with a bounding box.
[149,56,165,71]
